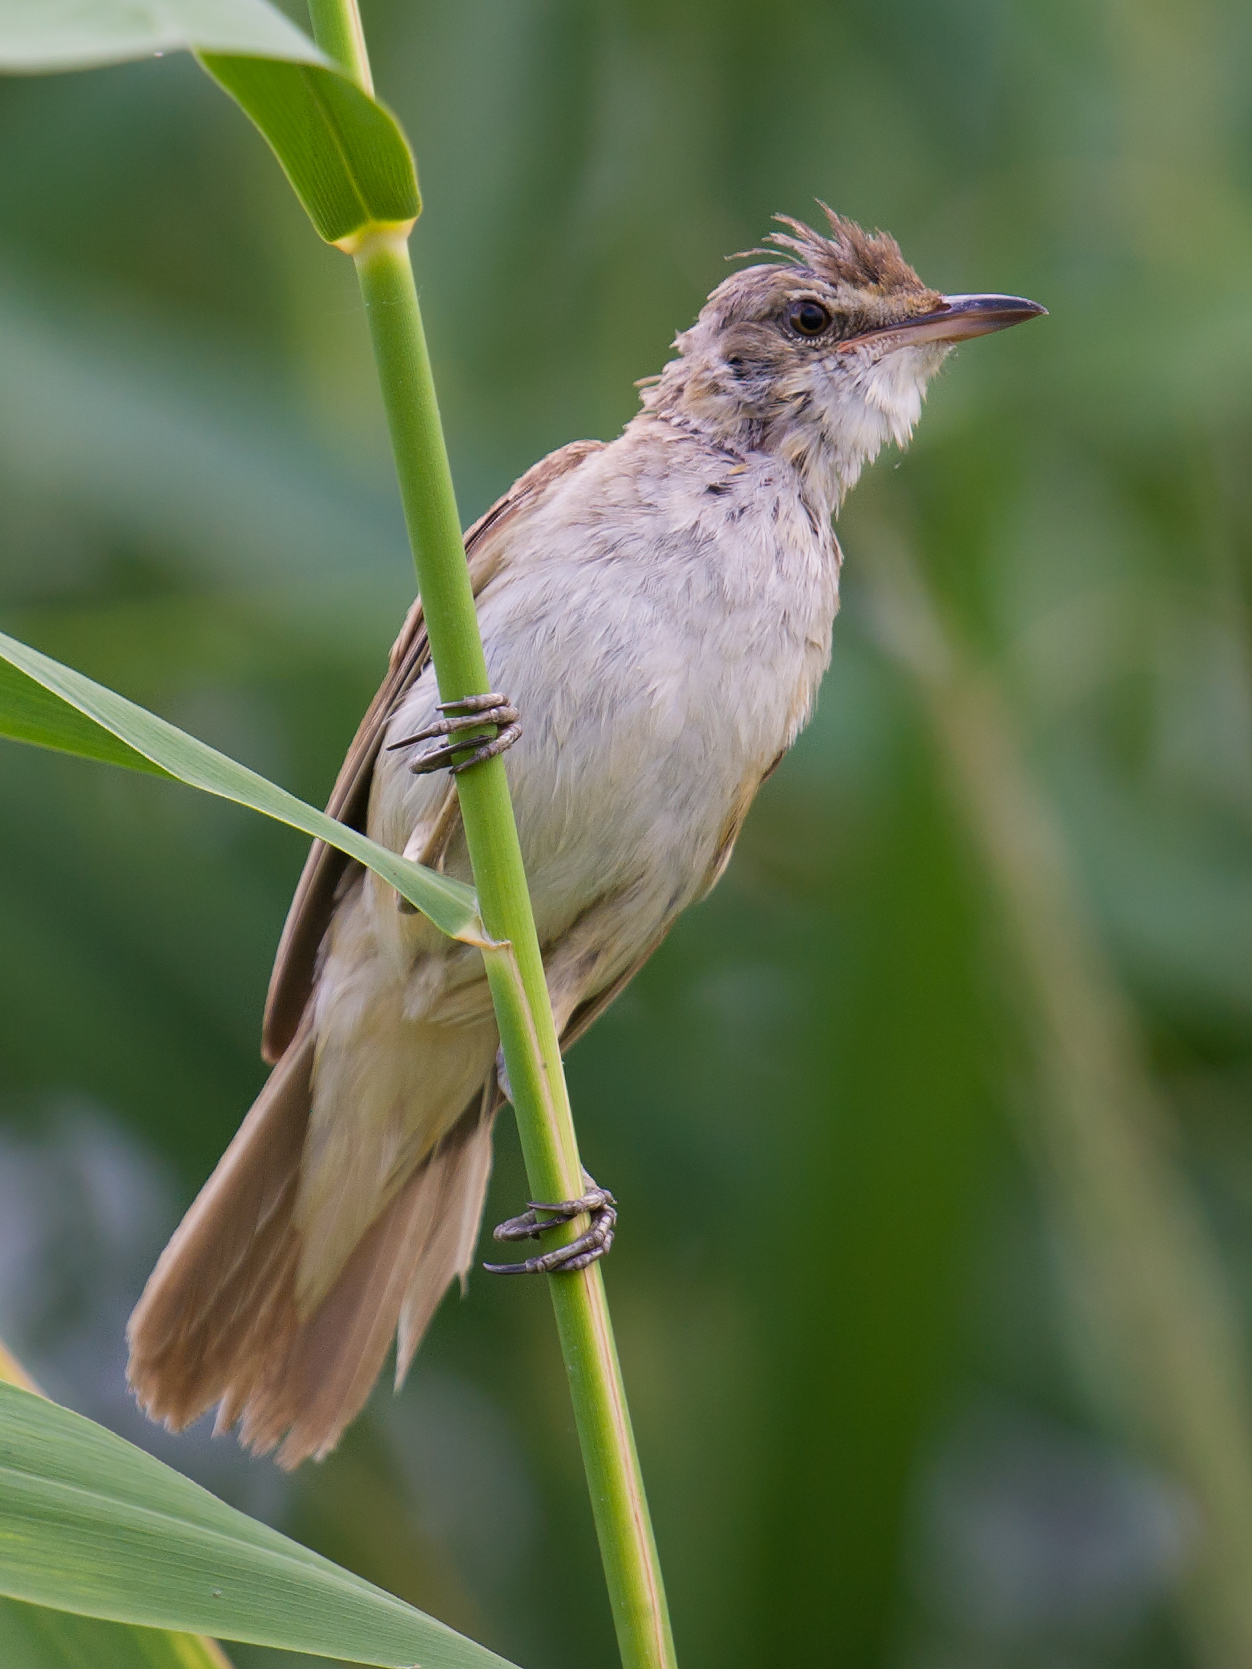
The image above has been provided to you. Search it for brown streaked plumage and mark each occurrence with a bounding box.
[127,208,1043,1465]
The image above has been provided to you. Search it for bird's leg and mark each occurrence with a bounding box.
[387,693,521,776]
[484,1173,617,1275]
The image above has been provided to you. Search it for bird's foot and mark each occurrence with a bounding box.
[388,693,521,776]
[484,1174,617,1276]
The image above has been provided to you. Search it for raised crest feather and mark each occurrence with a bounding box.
[765,202,930,297]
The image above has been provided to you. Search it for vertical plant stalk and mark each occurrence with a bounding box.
[866,538,1252,1668]
[0,1339,236,1669]
[304,5,676,1665]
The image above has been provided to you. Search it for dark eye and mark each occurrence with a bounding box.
[788,301,831,337]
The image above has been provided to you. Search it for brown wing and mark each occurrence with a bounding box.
[261,439,606,1064]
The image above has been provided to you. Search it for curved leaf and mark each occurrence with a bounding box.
[0,1599,232,1669]
[0,4,418,250]
[0,630,486,946]
[0,0,320,72]
[0,656,167,777]
[200,55,420,249]
[0,1383,519,1668]
[0,1348,233,1669]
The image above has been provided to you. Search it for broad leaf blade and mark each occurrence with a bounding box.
[0,657,168,777]
[0,0,321,72]
[200,56,420,248]
[0,1383,519,1668]
[0,1348,233,1669]
[0,630,485,945]
[0,1598,232,1669]
[0,4,418,253]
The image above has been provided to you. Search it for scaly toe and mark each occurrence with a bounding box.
[484,1177,617,1275]
[387,692,521,776]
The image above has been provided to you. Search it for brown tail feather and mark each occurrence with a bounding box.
[127,1025,497,1467]
[396,1084,498,1383]
[127,1022,313,1428]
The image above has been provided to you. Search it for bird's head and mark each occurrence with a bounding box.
[642,205,1044,509]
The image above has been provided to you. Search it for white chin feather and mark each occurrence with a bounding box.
[823,342,949,496]
[860,343,948,444]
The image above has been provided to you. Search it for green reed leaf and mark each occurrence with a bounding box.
[0,655,167,776]
[0,1597,233,1669]
[0,0,319,72]
[2,1332,234,1669]
[199,55,419,248]
[0,1383,519,1667]
[0,630,484,945]
[0,3,418,250]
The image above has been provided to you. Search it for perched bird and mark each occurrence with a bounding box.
[128,207,1043,1466]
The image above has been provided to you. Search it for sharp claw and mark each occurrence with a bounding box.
[438,692,508,714]
[483,1254,548,1275]
[387,692,522,776]
[491,1187,615,1240]
[492,1208,554,1242]
[450,722,522,774]
[409,737,473,773]
[387,704,517,752]
[526,1189,616,1217]
[484,1179,617,1275]
[421,706,519,741]
[483,1214,616,1276]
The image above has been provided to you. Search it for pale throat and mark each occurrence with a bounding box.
[780,341,951,514]
[657,339,950,522]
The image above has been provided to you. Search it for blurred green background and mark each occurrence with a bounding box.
[2,1,1251,1666]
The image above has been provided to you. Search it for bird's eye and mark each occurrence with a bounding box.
[788,301,831,337]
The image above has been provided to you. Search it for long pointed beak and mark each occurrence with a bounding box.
[840,292,1047,352]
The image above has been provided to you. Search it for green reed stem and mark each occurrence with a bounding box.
[305,7,676,1666]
